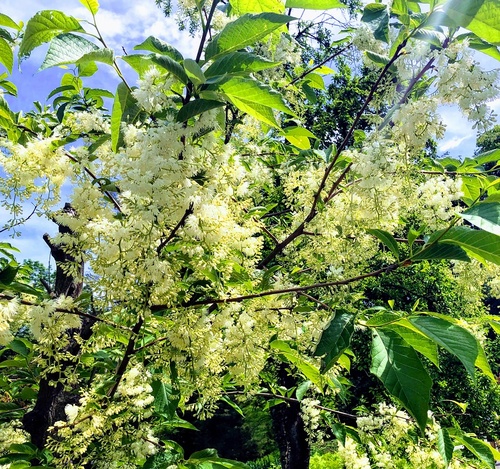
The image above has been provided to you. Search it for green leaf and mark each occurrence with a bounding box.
[438,428,454,467]
[439,0,500,46]
[385,318,440,368]
[411,242,470,262]
[151,54,188,84]
[371,329,431,431]
[367,229,400,260]
[110,82,142,152]
[121,54,157,77]
[475,342,495,382]
[296,380,311,400]
[77,48,114,66]
[0,38,13,73]
[231,0,285,13]
[39,33,98,70]
[0,264,18,285]
[271,340,326,391]
[19,11,83,61]
[449,429,495,469]
[281,126,316,150]
[461,175,482,206]
[0,14,21,31]
[285,0,346,9]
[473,148,500,167]
[183,58,206,85]
[79,0,99,14]
[457,33,500,61]
[314,310,354,373]
[205,52,279,78]
[432,226,500,265]
[460,202,500,235]
[365,50,390,65]
[177,99,225,123]
[409,315,478,378]
[361,3,389,43]
[134,36,183,61]
[205,13,294,61]
[151,380,179,419]
[218,76,295,128]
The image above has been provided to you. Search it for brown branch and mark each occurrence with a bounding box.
[195,0,220,62]
[107,317,145,398]
[150,263,400,311]
[0,293,132,332]
[258,42,408,270]
[157,203,194,255]
[65,152,123,214]
[288,44,352,87]
[0,204,38,234]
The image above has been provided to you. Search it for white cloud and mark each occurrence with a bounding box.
[439,135,471,152]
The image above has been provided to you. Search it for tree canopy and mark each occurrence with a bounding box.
[1,0,500,468]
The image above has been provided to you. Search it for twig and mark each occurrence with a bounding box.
[157,203,194,255]
[151,263,400,311]
[0,293,132,332]
[195,0,220,62]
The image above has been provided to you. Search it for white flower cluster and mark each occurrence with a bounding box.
[433,41,500,130]
[301,398,322,440]
[0,421,29,454]
[338,437,371,469]
[132,68,176,114]
[65,110,110,134]
[0,298,18,346]
[415,176,463,229]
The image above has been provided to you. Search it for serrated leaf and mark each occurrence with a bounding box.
[271,340,325,391]
[39,33,98,70]
[367,228,400,260]
[121,54,156,77]
[0,38,13,73]
[231,0,285,14]
[411,242,470,262]
[371,329,431,431]
[111,82,141,152]
[218,76,295,127]
[364,311,401,327]
[151,380,179,418]
[205,52,279,78]
[134,36,183,61]
[285,0,346,8]
[457,32,500,62]
[460,202,500,236]
[461,175,482,206]
[19,10,83,61]
[385,318,440,367]
[438,0,500,46]
[205,13,294,61]
[296,380,311,400]
[177,99,225,123]
[438,428,454,467]
[432,226,500,265]
[77,48,114,66]
[0,14,21,31]
[410,315,478,378]
[473,148,500,166]
[475,342,495,382]
[314,311,355,374]
[183,58,206,85]
[449,430,495,469]
[365,50,390,65]
[79,0,99,14]
[151,54,188,84]
[361,3,389,43]
[413,29,444,48]
[281,126,316,149]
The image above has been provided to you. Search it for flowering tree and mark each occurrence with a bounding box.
[1,0,500,468]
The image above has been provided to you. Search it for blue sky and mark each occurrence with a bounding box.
[0,0,499,264]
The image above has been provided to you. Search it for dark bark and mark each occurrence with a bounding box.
[270,364,310,469]
[23,204,93,449]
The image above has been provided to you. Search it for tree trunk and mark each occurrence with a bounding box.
[270,364,310,469]
[23,204,93,449]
